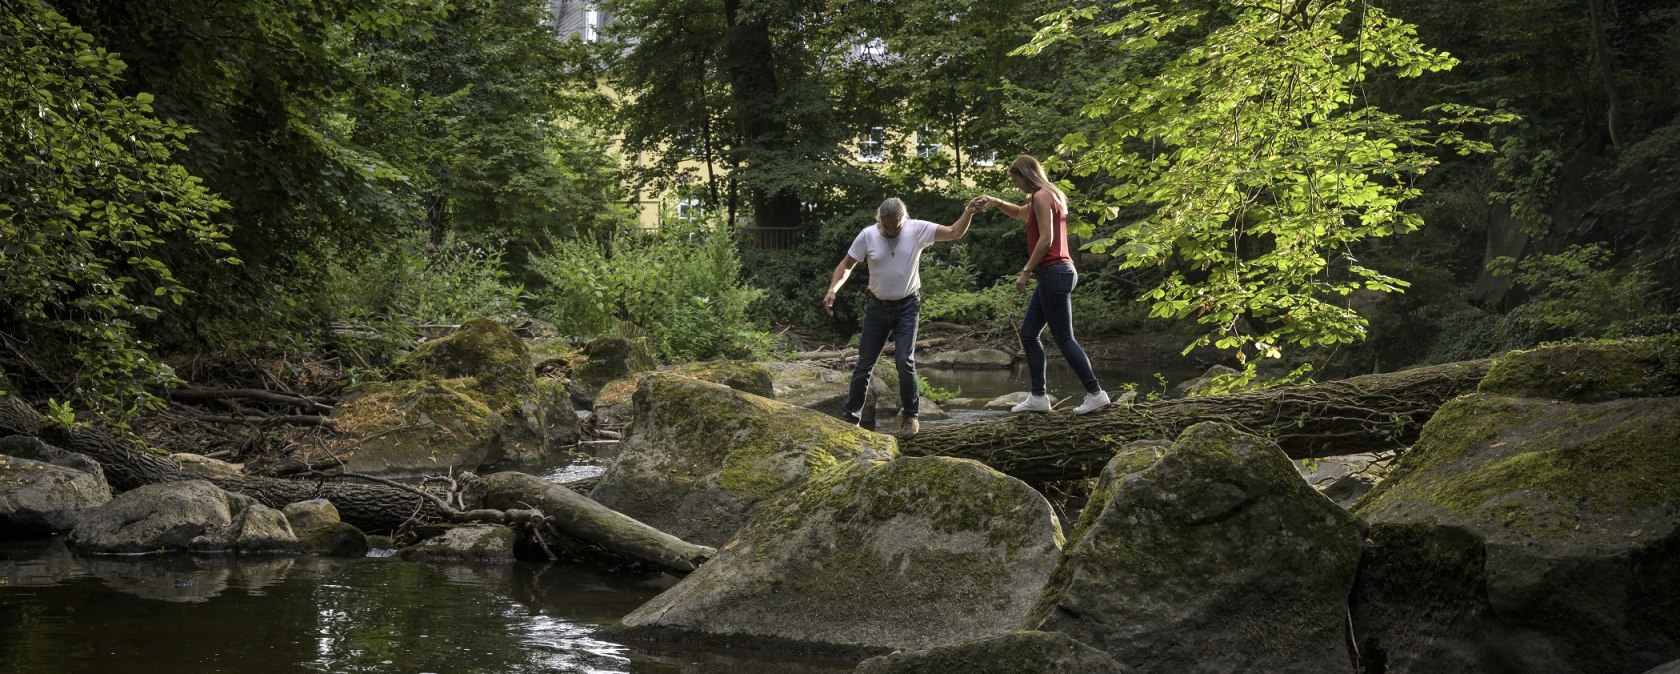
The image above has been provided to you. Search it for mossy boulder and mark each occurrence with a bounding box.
[398,318,535,406]
[1351,389,1680,674]
[590,373,896,547]
[853,631,1127,674]
[330,378,503,474]
[381,319,582,467]
[618,456,1065,655]
[1023,425,1363,673]
[589,360,775,427]
[1478,335,1680,402]
[572,336,656,396]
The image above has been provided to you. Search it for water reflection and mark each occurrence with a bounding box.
[0,539,855,674]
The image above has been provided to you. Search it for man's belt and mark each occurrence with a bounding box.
[868,291,918,307]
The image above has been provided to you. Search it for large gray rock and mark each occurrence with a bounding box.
[330,379,503,474]
[1351,338,1680,674]
[619,456,1064,655]
[396,524,516,564]
[0,436,108,490]
[0,454,111,535]
[853,631,1128,674]
[1023,424,1363,673]
[67,480,299,554]
[591,373,896,548]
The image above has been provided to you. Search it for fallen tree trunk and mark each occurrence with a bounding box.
[0,396,447,531]
[0,396,717,571]
[479,472,715,574]
[901,359,1492,484]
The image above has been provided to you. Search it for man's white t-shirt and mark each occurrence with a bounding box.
[847,219,939,301]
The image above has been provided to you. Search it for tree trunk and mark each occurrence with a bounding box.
[901,359,1493,484]
[720,0,801,232]
[0,397,450,532]
[480,472,714,575]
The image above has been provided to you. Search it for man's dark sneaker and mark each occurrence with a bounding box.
[840,411,862,426]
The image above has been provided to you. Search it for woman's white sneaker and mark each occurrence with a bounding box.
[1073,391,1111,415]
[1010,394,1052,413]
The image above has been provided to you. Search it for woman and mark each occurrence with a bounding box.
[980,155,1110,415]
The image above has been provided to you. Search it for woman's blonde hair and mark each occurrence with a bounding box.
[1008,155,1066,209]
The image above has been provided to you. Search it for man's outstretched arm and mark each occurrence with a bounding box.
[934,198,986,242]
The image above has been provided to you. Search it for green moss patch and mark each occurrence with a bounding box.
[1479,335,1680,402]
[1356,393,1680,535]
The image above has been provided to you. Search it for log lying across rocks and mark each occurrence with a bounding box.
[902,359,1493,484]
[480,472,714,574]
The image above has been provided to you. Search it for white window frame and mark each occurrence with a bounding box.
[858,127,885,163]
[676,197,704,222]
[584,9,600,42]
[854,38,887,58]
[916,127,941,158]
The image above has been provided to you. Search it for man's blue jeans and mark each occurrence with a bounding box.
[1021,262,1101,396]
[843,295,921,421]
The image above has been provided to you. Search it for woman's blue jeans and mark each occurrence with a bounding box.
[843,295,921,420]
[1020,262,1101,396]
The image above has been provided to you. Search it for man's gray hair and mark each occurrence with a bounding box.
[877,197,907,224]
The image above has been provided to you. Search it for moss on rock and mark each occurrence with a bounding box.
[1478,335,1680,402]
[618,455,1064,655]
[330,378,501,474]
[589,373,895,547]
[398,318,535,410]
[572,336,656,395]
[1351,388,1680,674]
[1024,423,1363,673]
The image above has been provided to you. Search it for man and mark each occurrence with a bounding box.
[823,196,984,438]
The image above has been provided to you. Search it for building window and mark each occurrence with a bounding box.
[916,127,941,158]
[677,198,704,222]
[971,150,997,167]
[854,38,887,58]
[584,9,600,42]
[858,127,885,163]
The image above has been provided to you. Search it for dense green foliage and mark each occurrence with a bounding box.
[0,0,232,412]
[1023,0,1508,375]
[529,220,766,361]
[4,0,1679,421]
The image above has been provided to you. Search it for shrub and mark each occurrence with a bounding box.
[528,219,768,361]
[0,2,231,416]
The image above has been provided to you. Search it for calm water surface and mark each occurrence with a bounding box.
[0,538,854,674]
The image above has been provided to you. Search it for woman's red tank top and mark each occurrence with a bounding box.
[1026,196,1073,269]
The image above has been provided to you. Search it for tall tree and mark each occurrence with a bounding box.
[1023,0,1508,379]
